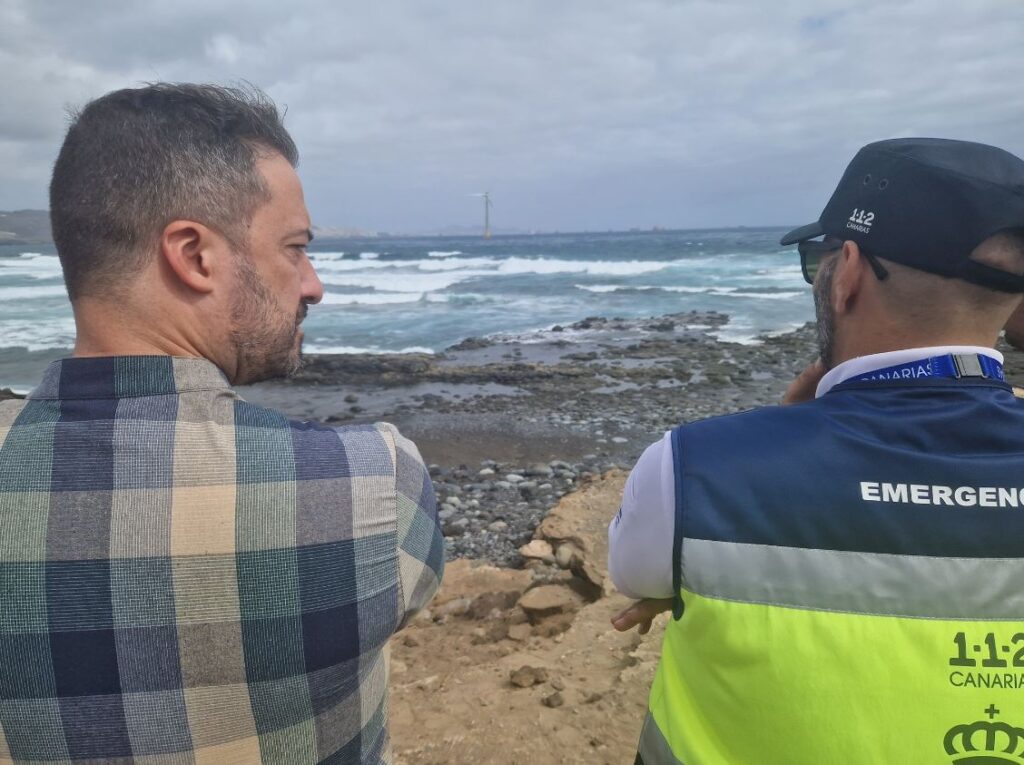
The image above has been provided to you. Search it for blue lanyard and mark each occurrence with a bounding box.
[846,353,1004,384]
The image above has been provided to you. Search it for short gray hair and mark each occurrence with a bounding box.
[49,83,298,300]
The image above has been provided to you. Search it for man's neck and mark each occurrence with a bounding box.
[70,299,224,367]
[73,335,201,359]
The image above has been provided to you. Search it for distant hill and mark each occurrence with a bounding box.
[0,210,52,245]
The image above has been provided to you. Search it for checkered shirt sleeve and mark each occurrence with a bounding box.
[376,424,444,628]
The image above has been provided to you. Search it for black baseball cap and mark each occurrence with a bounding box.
[781,138,1024,292]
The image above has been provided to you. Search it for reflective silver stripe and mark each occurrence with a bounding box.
[637,712,685,765]
[683,537,1024,620]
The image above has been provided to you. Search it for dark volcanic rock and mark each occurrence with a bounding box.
[294,354,435,386]
[447,336,494,351]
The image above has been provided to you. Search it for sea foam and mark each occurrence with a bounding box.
[303,344,436,355]
[0,253,63,279]
[574,284,803,300]
[497,257,671,277]
[319,291,449,306]
[0,285,68,300]
[0,317,77,351]
[319,271,488,293]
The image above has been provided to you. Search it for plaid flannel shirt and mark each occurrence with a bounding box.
[0,356,444,764]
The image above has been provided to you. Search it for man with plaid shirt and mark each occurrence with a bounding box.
[0,84,444,764]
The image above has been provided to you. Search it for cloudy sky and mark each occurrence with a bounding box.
[2,0,1023,233]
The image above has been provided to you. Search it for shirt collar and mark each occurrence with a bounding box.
[29,356,233,399]
[815,345,1005,398]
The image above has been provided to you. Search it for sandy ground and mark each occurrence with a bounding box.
[388,471,668,765]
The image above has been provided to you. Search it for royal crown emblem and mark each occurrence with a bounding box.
[944,706,1024,764]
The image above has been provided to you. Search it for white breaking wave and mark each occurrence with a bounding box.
[753,266,803,280]
[574,284,801,300]
[304,344,435,355]
[727,290,804,300]
[711,319,807,346]
[359,252,379,260]
[0,285,68,300]
[710,327,760,345]
[319,270,489,293]
[0,253,63,279]
[313,256,497,273]
[497,257,671,277]
[0,317,77,351]
[313,255,675,279]
[417,257,497,271]
[575,284,733,295]
[762,321,812,337]
[428,250,462,257]
[312,259,399,272]
[666,286,736,294]
[319,291,449,306]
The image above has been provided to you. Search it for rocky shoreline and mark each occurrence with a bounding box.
[242,310,828,564]
[240,312,1024,567]
[11,310,1021,569]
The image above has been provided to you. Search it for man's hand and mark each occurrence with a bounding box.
[611,598,674,635]
[783,358,826,405]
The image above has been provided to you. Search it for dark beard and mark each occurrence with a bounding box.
[229,257,305,385]
[812,256,838,370]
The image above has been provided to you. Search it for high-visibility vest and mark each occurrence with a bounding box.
[637,377,1024,764]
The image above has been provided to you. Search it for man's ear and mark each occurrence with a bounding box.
[159,220,230,295]
[832,240,868,316]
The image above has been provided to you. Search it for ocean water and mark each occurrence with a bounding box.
[0,228,813,390]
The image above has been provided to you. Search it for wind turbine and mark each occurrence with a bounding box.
[470,192,492,238]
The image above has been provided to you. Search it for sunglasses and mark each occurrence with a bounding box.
[798,236,890,285]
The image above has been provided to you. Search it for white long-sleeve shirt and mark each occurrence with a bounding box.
[607,345,1003,599]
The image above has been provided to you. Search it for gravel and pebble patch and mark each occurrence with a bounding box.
[428,456,626,565]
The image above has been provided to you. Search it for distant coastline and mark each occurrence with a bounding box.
[0,209,792,245]
[0,210,51,245]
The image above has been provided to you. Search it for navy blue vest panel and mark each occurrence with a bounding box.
[673,378,1024,558]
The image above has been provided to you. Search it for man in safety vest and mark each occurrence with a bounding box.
[608,138,1024,764]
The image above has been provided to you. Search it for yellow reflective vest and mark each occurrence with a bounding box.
[637,378,1024,764]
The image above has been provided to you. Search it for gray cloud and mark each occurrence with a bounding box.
[2,0,1023,231]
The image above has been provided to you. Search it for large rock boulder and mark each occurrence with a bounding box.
[518,539,555,563]
[534,469,626,594]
